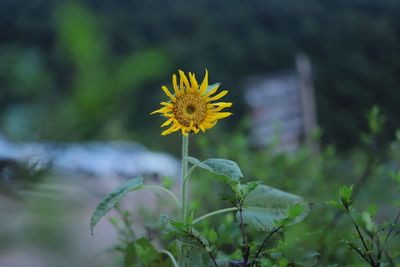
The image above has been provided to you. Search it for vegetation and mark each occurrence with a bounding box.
[91,102,399,266]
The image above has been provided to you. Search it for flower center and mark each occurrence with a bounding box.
[186,105,195,114]
[174,93,207,127]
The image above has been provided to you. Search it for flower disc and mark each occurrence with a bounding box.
[173,93,207,127]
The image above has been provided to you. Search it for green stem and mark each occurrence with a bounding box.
[349,214,375,266]
[181,134,189,222]
[114,204,136,240]
[143,185,181,209]
[183,165,196,183]
[159,249,179,267]
[250,226,283,267]
[180,134,190,267]
[193,207,237,225]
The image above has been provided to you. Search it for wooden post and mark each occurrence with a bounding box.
[296,53,319,153]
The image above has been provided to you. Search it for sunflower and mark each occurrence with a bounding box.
[151,70,232,136]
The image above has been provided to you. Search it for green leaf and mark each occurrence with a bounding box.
[339,185,353,211]
[239,185,309,231]
[90,176,143,235]
[207,228,218,244]
[125,237,170,267]
[125,241,138,267]
[327,200,346,211]
[163,220,213,266]
[367,105,385,135]
[162,176,174,190]
[187,157,243,184]
[236,182,261,201]
[355,212,377,235]
[389,171,400,188]
[183,246,210,267]
[162,218,212,254]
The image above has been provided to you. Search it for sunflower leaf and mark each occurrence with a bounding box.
[90,176,143,235]
[187,156,243,184]
[238,185,309,231]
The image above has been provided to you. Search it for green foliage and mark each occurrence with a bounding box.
[366,106,386,136]
[160,216,215,266]
[90,176,143,235]
[361,106,386,146]
[125,238,170,267]
[187,157,243,184]
[234,182,260,203]
[190,107,400,266]
[240,185,309,232]
[91,140,309,266]
[356,212,377,235]
[339,185,353,212]
[332,178,400,267]
[389,171,400,189]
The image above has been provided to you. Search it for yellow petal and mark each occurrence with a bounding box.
[210,102,232,107]
[189,72,199,93]
[150,106,171,115]
[162,86,176,102]
[202,120,217,129]
[210,106,230,112]
[160,102,173,107]
[203,84,220,98]
[172,74,180,96]
[208,112,232,120]
[164,114,175,118]
[208,102,232,112]
[207,90,228,102]
[188,121,194,132]
[179,70,190,92]
[161,124,180,136]
[161,118,173,127]
[199,69,208,95]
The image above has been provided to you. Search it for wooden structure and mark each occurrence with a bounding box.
[244,54,318,152]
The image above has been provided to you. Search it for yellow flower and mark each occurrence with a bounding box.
[151,70,232,136]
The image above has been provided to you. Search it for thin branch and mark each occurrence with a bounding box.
[350,216,376,266]
[320,152,376,246]
[193,207,237,225]
[384,209,400,244]
[249,226,282,267]
[185,230,218,267]
[207,249,219,267]
[238,205,250,266]
[377,209,400,267]
[183,165,197,182]
[384,250,396,267]
[376,235,382,266]
[143,185,181,209]
[349,245,373,265]
[351,153,376,200]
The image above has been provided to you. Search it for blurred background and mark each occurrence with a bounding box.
[1,0,400,266]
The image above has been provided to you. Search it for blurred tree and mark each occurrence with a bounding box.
[0,0,399,149]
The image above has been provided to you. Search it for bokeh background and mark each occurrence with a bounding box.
[2,0,400,149]
[1,1,400,266]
